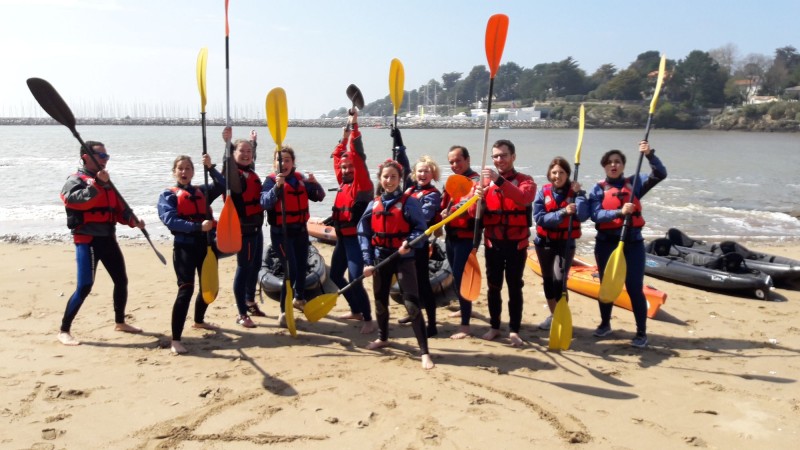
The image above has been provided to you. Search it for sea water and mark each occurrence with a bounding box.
[1,125,799,249]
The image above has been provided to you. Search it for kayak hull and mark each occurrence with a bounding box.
[259,243,328,295]
[307,221,337,245]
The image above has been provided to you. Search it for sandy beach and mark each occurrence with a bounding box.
[1,239,799,449]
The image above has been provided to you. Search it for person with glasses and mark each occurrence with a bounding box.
[58,141,145,346]
[471,139,536,347]
[588,141,667,348]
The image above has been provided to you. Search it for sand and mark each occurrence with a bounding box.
[1,239,799,449]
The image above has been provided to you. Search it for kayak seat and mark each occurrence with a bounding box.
[718,241,757,259]
[667,228,702,248]
[703,252,747,273]
[648,238,674,257]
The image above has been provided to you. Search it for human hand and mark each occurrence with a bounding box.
[398,241,411,255]
[475,184,485,199]
[250,129,257,142]
[571,181,582,192]
[621,202,635,215]
[222,126,232,142]
[96,169,110,184]
[364,266,375,277]
[639,140,651,155]
[202,153,212,168]
[135,218,146,229]
[201,219,214,232]
[306,172,317,184]
[481,167,498,184]
[275,173,285,188]
[565,203,577,215]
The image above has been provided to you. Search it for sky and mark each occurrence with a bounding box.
[2,0,799,119]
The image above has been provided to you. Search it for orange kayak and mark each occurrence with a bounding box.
[307,221,337,245]
[526,248,667,318]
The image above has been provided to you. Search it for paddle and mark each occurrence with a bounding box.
[549,104,584,351]
[216,0,242,254]
[266,87,296,337]
[459,13,509,302]
[196,48,219,304]
[598,54,666,303]
[303,174,476,322]
[389,58,404,160]
[25,78,166,265]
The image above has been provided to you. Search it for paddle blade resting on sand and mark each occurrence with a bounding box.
[303,293,338,322]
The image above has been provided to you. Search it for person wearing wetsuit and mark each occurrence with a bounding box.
[157,154,225,354]
[440,145,480,339]
[359,159,434,370]
[261,145,326,327]
[589,141,666,348]
[471,139,536,348]
[58,141,145,346]
[533,157,589,331]
[329,112,375,334]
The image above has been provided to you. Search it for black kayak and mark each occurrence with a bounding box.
[645,238,774,300]
[666,228,800,288]
[390,239,453,304]
[258,243,327,295]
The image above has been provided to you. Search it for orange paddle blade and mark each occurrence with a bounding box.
[485,14,509,77]
[459,250,481,301]
[444,174,473,199]
[216,196,241,254]
[224,0,230,36]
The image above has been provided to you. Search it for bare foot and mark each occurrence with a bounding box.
[114,323,142,333]
[366,339,389,350]
[450,326,471,340]
[448,310,462,318]
[338,312,364,321]
[171,340,187,354]
[192,322,220,330]
[57,332,80,346]
[421,354,435,370]
[509,332,524,348]
[360,320,376,334]
[482,328,500,341]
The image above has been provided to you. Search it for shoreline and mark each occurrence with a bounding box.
[1,240,799,448]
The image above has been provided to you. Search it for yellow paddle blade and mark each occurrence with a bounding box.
[216,196,241,253]
[304,293,338,322]
[196,47,208,112]
[560,300,572,351]
[285,280,296,337]
[649,54,667,114]
[548,317,561,351]
[599,242,627,303]
[201,246,218,304]
[389,58,405,115]
[444,174,473,199]
[266,87,288,147]
[575,104,585,164]
[459,250,481,301]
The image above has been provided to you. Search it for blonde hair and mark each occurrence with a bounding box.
[411,155,440,182]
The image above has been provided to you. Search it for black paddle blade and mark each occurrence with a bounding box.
[26,78,77,131]
[346,84,364,110]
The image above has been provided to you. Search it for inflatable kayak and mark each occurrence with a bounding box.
[390,240,453,304]
[258,243,328,295]
[666,228,800,288]
[307,221,337,245]
[526,248,667,318]
[645,238,774,300]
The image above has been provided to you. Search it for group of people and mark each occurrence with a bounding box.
[57,111,667,369]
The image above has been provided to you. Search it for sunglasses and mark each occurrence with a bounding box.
[90,151,110,160]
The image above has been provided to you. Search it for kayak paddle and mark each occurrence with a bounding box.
[25,77,166,265]
[303,174,476,322]
[266,87,296,337]
[389,58,404,160]
[196,47,219,304]
[460,13,509,302]
[599,54,667,303]
[549,104,584,351]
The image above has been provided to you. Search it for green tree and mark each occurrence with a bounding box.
[670,50,727,107]
[596,69,643,100]
[494,62,524,101]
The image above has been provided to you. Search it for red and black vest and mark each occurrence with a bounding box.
[443,171,480,239]
[596,179,645,230]
[332,184,359,236]
[267,172,310,226]
[61,172,120,230]
[535,184,581,240]
[371,193,411,249]
[404,184,441,226]
[170,186,207,224]
[240,170,263,218]
[482,172,533,242]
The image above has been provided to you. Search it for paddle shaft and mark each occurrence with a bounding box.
[616,113,653,243]
[471,75,497,250]
[560,163,581,294]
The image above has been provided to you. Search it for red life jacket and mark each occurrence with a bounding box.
[240,169,263,218]
[535,184,581,240]
[404,184,441,226]
[596,179,645,230]
[371,193,411,249]
[332,183,359,236]
[267,172,309,226]
[482,172,533,242]
[443,171,480,239]
[170,186,207,223]
[61,172,120,229]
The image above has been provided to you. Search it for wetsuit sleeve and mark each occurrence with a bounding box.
[358,201,375,265]
[637,153,667,198]
[532,188,555,227]
[589,183,619,224]
[201,167,226,204]
[260,174,279,210]
[395,145,414,191]
[403,196,427,248]
[420,190,442,224]
[305,177,326,202]
[575,192,590,222]
[157,189,201,233]
[350,139,374,203]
